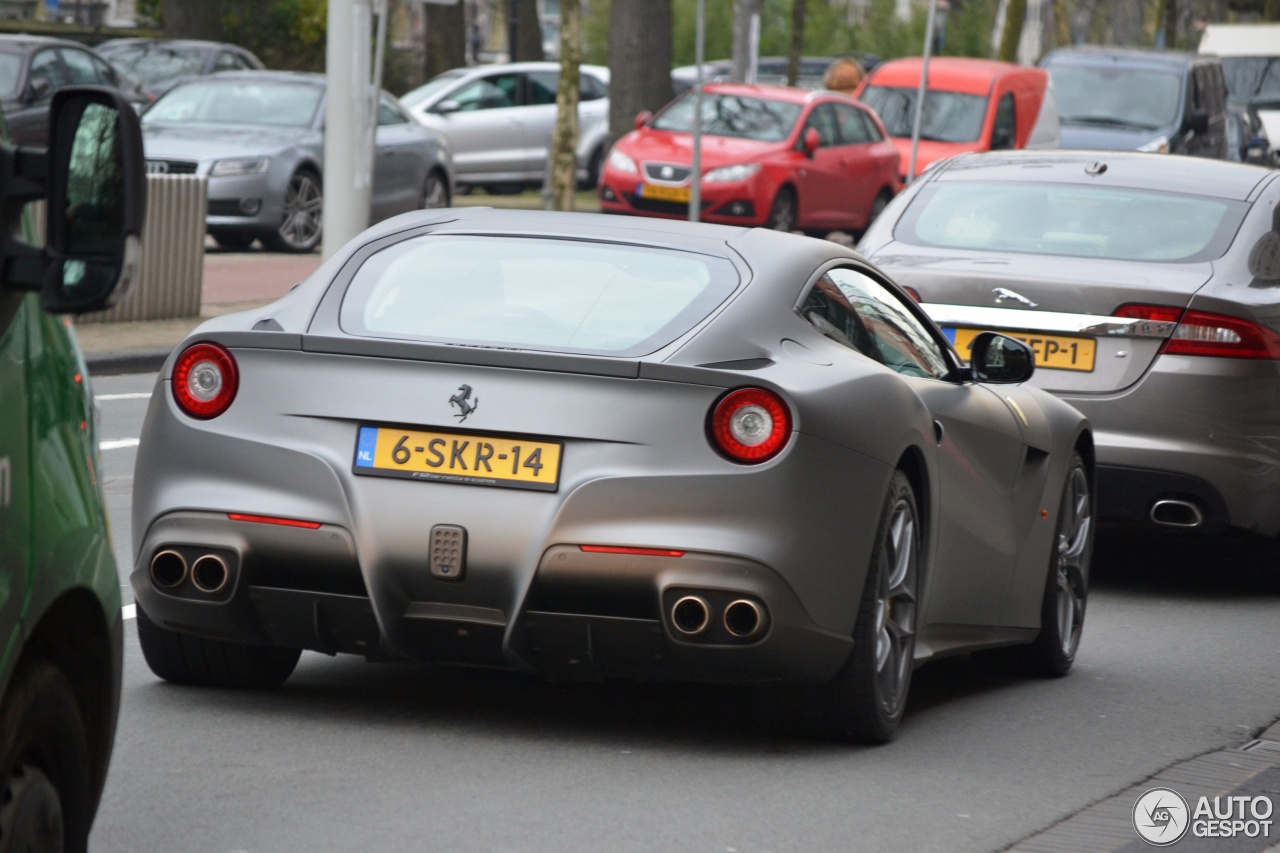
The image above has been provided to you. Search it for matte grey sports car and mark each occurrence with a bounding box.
[131,209,1093,742]
[860,150,1280,542]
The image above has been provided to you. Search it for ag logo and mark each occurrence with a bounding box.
[1134,787,1190,846]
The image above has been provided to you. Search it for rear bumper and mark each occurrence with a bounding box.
[131,512,855,686]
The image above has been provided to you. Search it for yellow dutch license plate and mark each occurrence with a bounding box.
[637,183,691,203]
[353,425,562,491]
[950,328,1097,372]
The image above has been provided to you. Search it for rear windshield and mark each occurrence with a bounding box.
[895,182,1248,263]
[340,236,740,357]
[858,86,988,143]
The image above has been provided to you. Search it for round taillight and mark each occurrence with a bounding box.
[710,387,792,463]
[172,342,238,419]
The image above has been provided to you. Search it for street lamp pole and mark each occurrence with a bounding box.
[689,0,705,222]
[907,0,940,185]
[323,0,374,259]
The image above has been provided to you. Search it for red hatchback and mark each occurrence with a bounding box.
[599,83,901,235]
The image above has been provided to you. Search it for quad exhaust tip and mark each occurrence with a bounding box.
[191,554,230,594]
[1150,499,1204,529]
[149,550,187,589]
[724,599,766,638]
[671,595,711,636]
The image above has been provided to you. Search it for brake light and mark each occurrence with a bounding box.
[902,286,922,303]
[579,545,685,557]
[1115,304,1280,360]
[172,342,239,418]
[709,387,792,463]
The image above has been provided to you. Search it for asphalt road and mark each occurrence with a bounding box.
[88,372,1280,853]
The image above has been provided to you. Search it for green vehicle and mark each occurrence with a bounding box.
[0,88,146,852]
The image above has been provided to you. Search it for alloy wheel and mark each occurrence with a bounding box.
[874,496,918,715]
[277,171,322,252]
[1054,463,1091,659]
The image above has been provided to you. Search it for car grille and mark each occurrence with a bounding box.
[145,159,198,175]
[208,199,250,217]
[622,193,711,216]
[642,162,692,183]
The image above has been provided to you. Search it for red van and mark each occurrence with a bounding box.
[857,57,1059,179]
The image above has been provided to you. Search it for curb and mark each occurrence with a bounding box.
[85,348,172,377]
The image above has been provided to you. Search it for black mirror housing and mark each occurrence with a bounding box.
[0,86,146,314]
[1187,109,1210,136]
[968,331,1035,384]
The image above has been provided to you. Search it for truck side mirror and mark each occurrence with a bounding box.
[1186,109,1210,136]
[0,87,146,313]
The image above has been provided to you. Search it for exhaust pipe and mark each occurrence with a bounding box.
[150,550,188,589]
[190,554,230,594]
[1150,499,1204,529]
[670,595,711,636]
[723,599,766,639]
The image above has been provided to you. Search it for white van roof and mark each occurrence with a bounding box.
[1198,23,1280,57]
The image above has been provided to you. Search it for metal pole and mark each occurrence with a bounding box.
[323,0,374,260]
[907,0,939,185]
[689,0,705,222]
[368,0,389,189]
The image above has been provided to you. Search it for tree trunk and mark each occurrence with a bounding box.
[551,0,582,211]
[787,0,808,87]
[997,0,1025,62]
[1162,0,1177,48]
[163,0,223,39]
[731,0,764,82]
[424,1,467,81]
[608,0,673,141]
[511,0,545,62]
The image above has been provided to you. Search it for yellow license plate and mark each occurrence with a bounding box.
[950,328,1096,372]
[353,425,562,491]
[637,183,691,203]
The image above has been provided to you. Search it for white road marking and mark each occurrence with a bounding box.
[99,438,140,451]
[123,604,136,620]
[95,392,152,402]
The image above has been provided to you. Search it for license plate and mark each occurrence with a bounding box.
[946,328,1096,372]
[636,182,691,203]
[353,425,562,491]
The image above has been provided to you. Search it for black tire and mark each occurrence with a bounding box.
[580,145,606,190]
[753,471,920,743]
[1014,451,1093,677]
[862,189,892,233]
[483,182,525,196]
[263,168,322,253]
[765,187,798,233]
[420,170,450,209]
[137,607,301,690]
[0,661,93,853]
[212,232,254,251]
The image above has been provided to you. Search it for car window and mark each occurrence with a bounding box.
[802,103,840,148]
[0,52,21,98]
[991,93,1016,149]
[377,95,409,125]
[834,103,872,144]
[60,48,106,85]
[824,268,950,379]
[400,71,466,108]
[527,71,558,106]
[29,49,67,95]
[580,72,607,101]
[341,236,740,358]
[897,181,1249,263]
[800,273,883,361]
[213,51,242,72]
[861,111,885,141]
[88,53,119,85]
[451,73,520,110]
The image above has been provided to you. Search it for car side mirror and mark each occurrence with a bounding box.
[803,127,820,157]
[0,87,146,313]
[635,110,652,131]
[24,77,52,104]
[1186,109,1209,136]
[968,332,1035,383]
[432,99,462,115]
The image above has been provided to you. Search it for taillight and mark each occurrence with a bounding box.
[1115,304,1280,360]
[902,286,922,303]
[172,342,239,418]
[709,387,792,463]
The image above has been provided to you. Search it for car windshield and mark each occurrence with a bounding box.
[652,92,803,142]
[401,71,466,108]
[142,79,323,128]
[97,44,206,88]
[896,182,1248,263]
[0,52,22,98]
[1222,57,1280,105]
[341,236,740,357]
[1048,66,1182,130]
[859,86,988,142]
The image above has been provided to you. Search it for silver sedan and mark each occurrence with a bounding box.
[141,70,454,252]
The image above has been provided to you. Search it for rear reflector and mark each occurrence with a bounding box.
[227,513,322,529]
[1114,304,1280,360]
[579,545,685,558]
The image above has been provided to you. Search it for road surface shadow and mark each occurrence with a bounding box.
[1092,527,1280,599]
